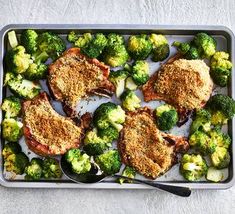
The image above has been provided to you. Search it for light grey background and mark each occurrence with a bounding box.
[0,0,235,213]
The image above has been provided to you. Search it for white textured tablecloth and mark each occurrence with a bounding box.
[0,0,235,213]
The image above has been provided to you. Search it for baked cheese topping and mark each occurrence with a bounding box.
[24,99,82,154]
[155,59,213,110]
[49,55,103,107]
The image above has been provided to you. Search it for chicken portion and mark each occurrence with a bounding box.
[142,58,213,111]
[48,48,115,116]
[118,107,189,179]
[23,92,90,156]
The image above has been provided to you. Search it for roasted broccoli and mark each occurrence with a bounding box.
[189,130,216,155]
[98,126,119,142]
[93,102,126,132]
[67,31,79,43]
[131,60,149,86]
[206,94,235,125]
[24,63,47,80]
[155,104,178,131]
[37,32,66,60]
[109,70,129,97]
[2,118,23,142]
[102,34,129,67]
[125,77,138,91]
[127,35,152,60]
[211,147,230,169]
[75,33,92,48]
[185,46,200,60]
[20,29,38,54]
[118,166,136,184]
[180,154,208,181]
[149,34,169,62]
[193,32,216,58]
[42,157,62,179]
[5,45,31,74]
[82,33,107,58]
[1,96,21,118]
[2,142,22,159]
[172,41,191,55]
[4,152,29,175]
[25,158,43,180]
[4,72,41,99]
[190,109,211,134]
[95,150,122,175]
[8,31,18,48]
[120,89,141,111]
[65,148,91,174]
[208,127,231,149]
[210,51,233,87]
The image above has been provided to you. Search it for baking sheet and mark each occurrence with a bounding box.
[0,24,234,189]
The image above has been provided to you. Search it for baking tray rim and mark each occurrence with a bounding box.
[0,24,234,189]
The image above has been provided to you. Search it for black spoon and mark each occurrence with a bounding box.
[60,155,191,197]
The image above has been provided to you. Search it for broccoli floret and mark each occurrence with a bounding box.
[109,70,129,97]
[102,35,129,67]
[2,142,22,159]
[185,46,200,60]
[93,102,126,132]
[210,51,233,87]
[24,63,47,80]
[172,41,191,55]
[95,150,121,175]
[5,72,41,99]
[75,33,92,48]
[118,166,136,184]
[98,126,119,142]
[4,152,29,175]
[5,45,31,74]
[211,147,230,169]
[131,60,149,86]
[8,31,18,48]
[37,32,66,60]
[20,29,38,54]
[208,127,231,149]
[206,94,235,125]
[82,33,107,58]
[2,118,23,142]
[25,158,43,180]
[155,104,178,131]
[127,35,152,60]
[120,89,141,111]
[125,77,138,91]
[151,44,170,62]
[149,34,168,48]
[189,130,216,155]
[193,33,216,58]
[67,31,79,43]
[180,154,208,181]
[1,96,21,118]
[190,109,211,134]
[65,148,81,163]
[42,157,62,179]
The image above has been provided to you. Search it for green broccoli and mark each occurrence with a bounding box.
[8,31,18,48]
[208,127,231,149]
[25,158,43,180]
[65,149,91,174]
[82,33,107,58]
[24,63,47,80]
[4,72,41,99]
[37,32,66,60]
[149,34,169,62]
[2,142,22,159]
[211,147,230,169]
[4,152,29,175]
[127,35,152,60]
[206,94,235,125]
[131,60,149,86]
[75,33,92,48]
[118,166,136,184]
[172,41,191,55]
[155,104,178,131]
[189,130,216,155]
[193,32,216,58]
[97,126,119,142]
[2,118,23,142]
[106,33,125,46]
[185,46,200,60]
[125,77,138,91]
[5,45,31,74]
[190,109,211,134]
[180,154,208,181]
[210,51,233,87]
[42,157,62,179]
[20,29,38,54]
[95,150,122,175]
[120,89,141,111]
[67,31,79,43]
[1,96,21,118]
[93,102,126,132]
[109,70,129,97]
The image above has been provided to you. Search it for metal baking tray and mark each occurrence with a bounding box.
[0,24,234,189]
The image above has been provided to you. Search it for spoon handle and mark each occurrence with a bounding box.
[113,175,191,197]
